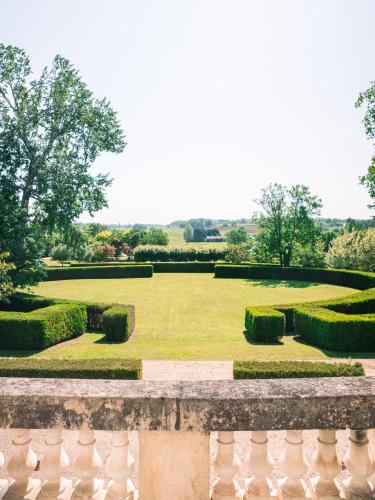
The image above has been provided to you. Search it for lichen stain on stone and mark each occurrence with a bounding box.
[63,398,92,416]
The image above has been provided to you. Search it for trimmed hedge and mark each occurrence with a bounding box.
[233,360,365,379]
[245,307,285,342]
[214,264,375,289]
[46,265,153,280]
[134,246,227,262]
[102,305,135,342]
[152,262,216,273]
[0,358,141,379]
[295,305,375,351]
[0,303,87,349]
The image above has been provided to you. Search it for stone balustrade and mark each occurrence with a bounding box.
[0,376,375,499]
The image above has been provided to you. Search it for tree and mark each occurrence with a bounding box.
[51,244,72,266]
[326,228,375,272]
[226,227,248,245]
[183,224,193,242]
[192,227,206,242]
[0,44,125,287]
[145,228,169,246]
[0,252,15,302]
[87,223,109,237]
[356,82,375,210]
[254,184,322,267]
[225,244,251,264]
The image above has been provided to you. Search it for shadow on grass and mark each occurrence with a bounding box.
[243,279,320,289]
[243,330,284,346]
[0,350,41,358]
[293,335,375,359]
[94,336,125,345]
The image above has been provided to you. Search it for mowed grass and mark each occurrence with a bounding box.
[1,273,364,361]
[164,226,227,248]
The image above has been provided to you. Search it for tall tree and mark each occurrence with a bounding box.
[0,44,125,286]
[254,184,322,267]
[356,81,375,210]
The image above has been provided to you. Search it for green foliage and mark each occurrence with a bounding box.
[192,227,207,242]
[0,303,87,349]
[326,229,375,272]
[293,239,326,268]
[152,262,216,272]
[0,252,14,302]
[145,228,169,246]
[226,227,248,245]
[0,358,141,379]
[134,246,227,262]
[0,44,125,287]
[86,223,109,237]
[183,224,193,242]
[92,244,116,261]
[225,244,251,264]
[233,360,364,379]
[356,81,375,210]
[254,184,322,266]
[51,244,72,265]
[295,304,375,351]
[245,306,285,342]
[102,305,135,342]
[46,265,153,280]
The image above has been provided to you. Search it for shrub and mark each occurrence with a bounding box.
[85,302,112,329]
[51,244,72,265]
[102,305,135,342]
[326,229,375,272]
[245,306,285,342]
[295,304,375,351]
[0,303,87,349]
[152,262,216,272]
[225,244,251,264]
[233,360,364,379]
[134,246,227,262]
[46,264,153,280]
[0,358,141,379]
[0,252,15,303]
[226,227,248,245]
[92,244,116,261]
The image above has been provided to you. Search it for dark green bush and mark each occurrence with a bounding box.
[0,358,141,379]
[233,360,365,379]
[102,305,135,342]
[0,303,87,349]
[85,302,112,329]
[295,305,375,351]
[152,262,216,272]
[134,246,227,262]
[70,261,144,267]
[46,265,153,280]
[0,291,65,312]
[214,265,375,289]
[245,307,285,342]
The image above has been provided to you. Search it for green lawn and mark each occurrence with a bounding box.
[1,273,365,361]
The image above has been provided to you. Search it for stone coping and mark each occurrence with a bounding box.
[0,376,374,432]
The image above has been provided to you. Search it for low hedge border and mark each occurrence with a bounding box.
[0,303,87,350]
[102,305,135,342]
[46,264,153,281]
[233,360,365,379]
[245,307,285,342]
[0,358,141,379]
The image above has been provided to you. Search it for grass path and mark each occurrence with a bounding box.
[1,273,365,361]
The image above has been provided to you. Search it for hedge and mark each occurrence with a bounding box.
[134,246,227,262]
[102,305,135,342]
[295,304,375,351]
[0,358,141,379]
[214,264,375,289]
[46,265,153,280]
[0,303,87,349]
[245,307,285,342]
[152,262,216,272]
[233,360,365,379]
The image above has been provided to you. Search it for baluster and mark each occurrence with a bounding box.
[104,431,135,499]
[245,431,276,499]
[0,448,8,498]
[5,429,41,499]
[309,430,341,499]
[278,430,310,499]
[211,431,243,500]
[38,429,72,499]
[71,430,103,499]
[342,429,374,499]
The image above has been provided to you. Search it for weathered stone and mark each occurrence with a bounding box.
[0,377,375,431]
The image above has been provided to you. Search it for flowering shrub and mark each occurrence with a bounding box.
[326,228,375,272]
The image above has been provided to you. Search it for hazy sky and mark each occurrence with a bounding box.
[2,0,374,224]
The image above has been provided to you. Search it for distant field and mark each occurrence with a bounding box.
[164,224,256,247]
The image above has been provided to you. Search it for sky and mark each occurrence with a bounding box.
[1,0,375,224]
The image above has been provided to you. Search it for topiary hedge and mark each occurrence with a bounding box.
[134,246,227,262]
[294,305,375,351]
[233,360,365,379]
[0,358,141,379]
[46,264,153,280]
[102,305,135,342]
[0,303,87,349]
[152,262,216,272]
[245,306,285,342]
